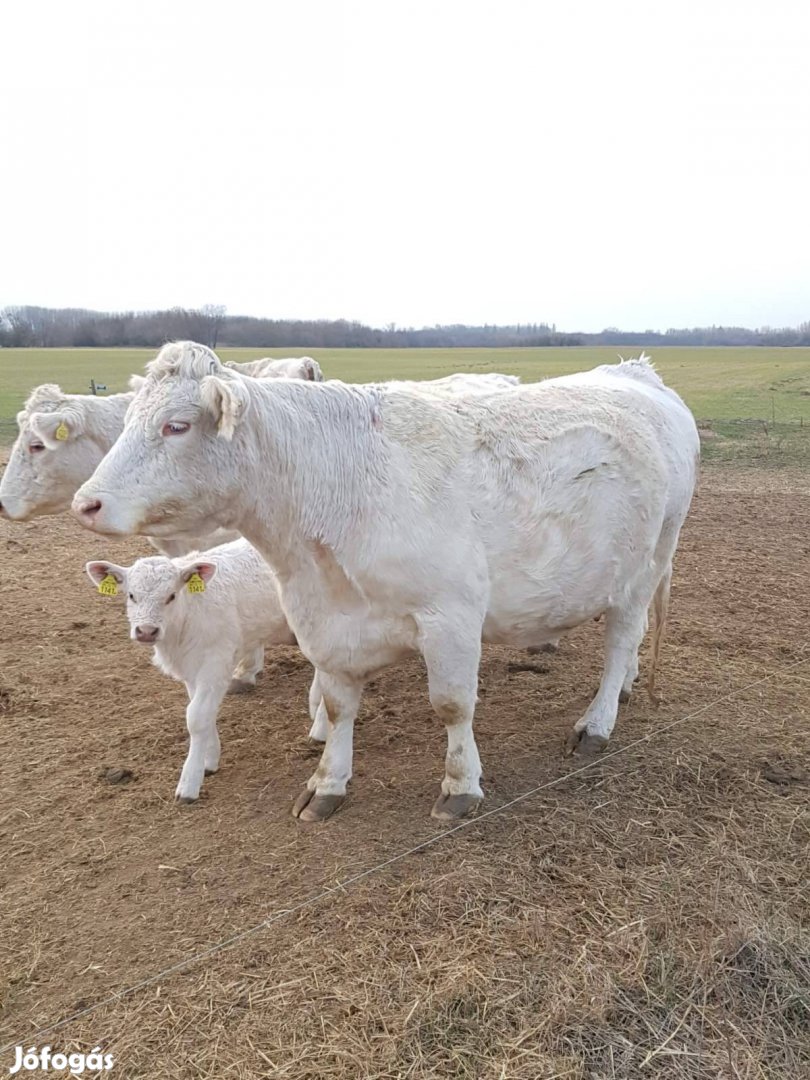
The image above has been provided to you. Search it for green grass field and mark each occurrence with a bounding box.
[2,346,810,463]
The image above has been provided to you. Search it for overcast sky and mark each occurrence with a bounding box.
[2,0,809,331]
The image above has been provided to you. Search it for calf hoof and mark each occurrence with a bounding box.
[292,789,345,822]
[618,688,632,704]
[431,792,481,821]
[565,730,609,757]
[227,679,255,695]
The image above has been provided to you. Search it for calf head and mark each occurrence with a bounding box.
[86,557,217,643]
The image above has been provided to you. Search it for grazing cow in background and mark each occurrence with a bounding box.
[86,540,297,802]
[73,341,699,824]
[226,356,324,381]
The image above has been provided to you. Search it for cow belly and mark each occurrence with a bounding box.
[293,608,419,679]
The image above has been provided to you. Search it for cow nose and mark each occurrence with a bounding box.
[135,625,159,643]
[74,497,103,520]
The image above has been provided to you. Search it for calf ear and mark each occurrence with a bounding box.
[200,375,250,440]
[181,561,218,584]
[29,410,83,448]
[86,561,128,588]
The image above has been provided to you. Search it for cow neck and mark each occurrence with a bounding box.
[235,378,386,577]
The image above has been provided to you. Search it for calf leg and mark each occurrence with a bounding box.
[568,604,648,756]
[307,670,329,742]
[177,682,228,802]
[420,622,484,820]
[293,672,363,822]
[228,646,265,694]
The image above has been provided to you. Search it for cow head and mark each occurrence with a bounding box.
[72,342,253,538]
[0,386,114,520]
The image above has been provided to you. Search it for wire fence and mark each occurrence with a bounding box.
[0,653,806,1054]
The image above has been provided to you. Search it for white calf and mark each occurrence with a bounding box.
[86,539,299,801]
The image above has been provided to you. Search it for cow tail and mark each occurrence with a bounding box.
[648,567,671,704]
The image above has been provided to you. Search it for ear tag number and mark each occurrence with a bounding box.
[55,422,69,441]
[98,574,118,596]
[187,573,206,594]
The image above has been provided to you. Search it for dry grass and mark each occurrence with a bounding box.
[1,466,809,1078]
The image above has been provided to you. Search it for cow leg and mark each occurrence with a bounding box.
[420,624,484,820]
[567,604,647,756]
[293,672,362,822]
[307,670,329,742]
[176,682,228,802]
[228,646,264,695]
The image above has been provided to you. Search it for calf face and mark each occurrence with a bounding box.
[86,558,217,643]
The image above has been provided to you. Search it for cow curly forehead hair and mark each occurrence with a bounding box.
[20,383,67,417]
[139,341,250,441]
[145,341,234,382]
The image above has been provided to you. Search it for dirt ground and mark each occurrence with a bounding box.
[1,466,808,1079]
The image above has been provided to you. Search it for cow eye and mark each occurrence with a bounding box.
[166,593,176,604]
[162,421,191,437]
[29,442,46,454]
[128,593,135,601]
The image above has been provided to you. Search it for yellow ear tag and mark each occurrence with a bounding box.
[55,421,69,441]
[187,572,206,594]
[98,574,118,596]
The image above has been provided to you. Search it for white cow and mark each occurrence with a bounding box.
[74,342,698,822]
[226,356,324,381]
[86,540,296,801]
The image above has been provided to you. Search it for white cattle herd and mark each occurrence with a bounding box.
[0,344,699,821]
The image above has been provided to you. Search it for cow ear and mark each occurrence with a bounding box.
[29,411,82,448]
[200,375,250,440]
[86,561,128,587]
[129,374,146,391]
[302,358,323,382]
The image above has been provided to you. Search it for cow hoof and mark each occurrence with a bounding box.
[175,794,198,805]
[431,792,481,821]
[204,768,218,777]
[292,789,345,822]
[619,688,631,704]
[565,730,609,757]
[227,679,255,695]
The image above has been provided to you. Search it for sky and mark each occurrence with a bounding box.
[2,0,809,332]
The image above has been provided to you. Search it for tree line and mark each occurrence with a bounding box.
[2,304,809,349]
